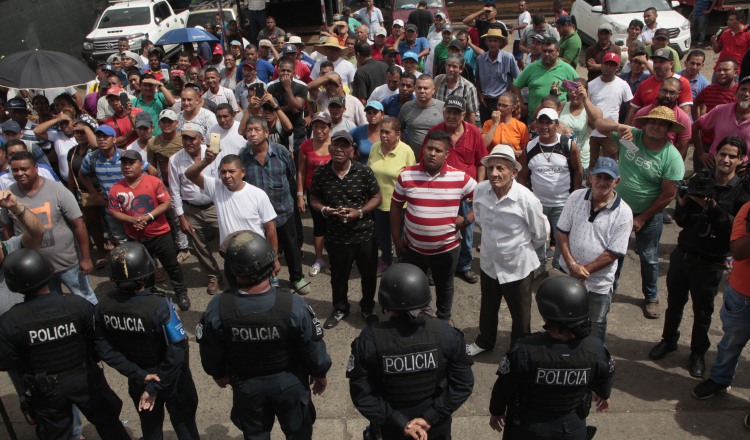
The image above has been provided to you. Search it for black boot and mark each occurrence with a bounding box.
[689,352,706,378]
[649,339,677,360]
[176,292,191,311]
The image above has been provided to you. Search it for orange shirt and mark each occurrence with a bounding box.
[481,118,530,153]
[730,201,750,296]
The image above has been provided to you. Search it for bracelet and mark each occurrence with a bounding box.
[147,213,155,222]
[358,208,364,219]
[297,192,304,196]
[321,206,329,218]
[273,106,281,111]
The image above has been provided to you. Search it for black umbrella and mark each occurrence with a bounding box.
[0,50,95,89]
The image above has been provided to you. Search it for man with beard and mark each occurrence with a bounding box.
[694,59,738,119]
[633,77,692,158]
[625,48,692,125]
[640,7,659,44]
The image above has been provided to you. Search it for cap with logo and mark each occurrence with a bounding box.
[283,43,297,54]
[6,98,28,111]
[444,96,466,112]
[311,112,332,125]
[602,52,621,65]
[135,112,153,128]
[590,157,619,178]
[106,87,126,96]
[181,122,203,136]
[159,109,178,121]
[556,15,573,26]
[651,48,674,61]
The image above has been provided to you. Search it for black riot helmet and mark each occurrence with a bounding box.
[378,263,432,311]
[4,248,54,294]
[221,231,276,286]
[536,276,589,328]
[108,242,155,288]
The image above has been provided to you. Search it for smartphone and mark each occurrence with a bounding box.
[561,79,580,92]
[119,92,130,108]
[209,133,221,154]
[252,82,265,97]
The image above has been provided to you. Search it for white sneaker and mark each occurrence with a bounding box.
[466,343,487,357]
[309,259,324,277]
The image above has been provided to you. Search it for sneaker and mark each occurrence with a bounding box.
[176,249,191,263]
[175,292,191,311]
[324,310,349,329]
[377,260,391,276]
[206,277,221,295]
[663,211,673,224]
[293,278,311,295]
[309,259,324,277]
[692,379,729,400]
[466,343,487,357]
[362,311,380,325]
[643,300,661,319]
[270,276,280,287]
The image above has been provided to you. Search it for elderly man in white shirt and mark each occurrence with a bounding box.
[467,144,548,356]
[168,123,225,295]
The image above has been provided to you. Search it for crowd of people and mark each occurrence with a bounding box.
[1,0,750,438]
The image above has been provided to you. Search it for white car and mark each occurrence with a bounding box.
[571,0,691,57]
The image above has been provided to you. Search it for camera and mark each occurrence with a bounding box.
[677,169,714,199]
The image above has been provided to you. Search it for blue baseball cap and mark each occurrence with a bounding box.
[591,157,619,178]
[402,52,419,62]
[365,101,384,112]
[95,125,117,137]
[1,120,22,133]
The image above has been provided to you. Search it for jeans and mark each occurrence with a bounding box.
[457,199,474,273]
[325,239,377,314]
[535,205,564,269]
[588,291,612,342]
[402,246,460,320]
[104,210,127,244]
[373,209,393,265]
[662,246,724,354]
[475,270,533,350]
[138,233,187,295]
[709,284,750,386]
[245,9,266,46]
[277,219,304,284]
[49,265,98,305]
[691,11,709,45]
[615,211,663,301]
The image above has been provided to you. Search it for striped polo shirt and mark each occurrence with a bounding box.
[79,148,151,195]
[392,162,476,255]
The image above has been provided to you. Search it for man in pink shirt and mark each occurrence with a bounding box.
[633,77,692,159]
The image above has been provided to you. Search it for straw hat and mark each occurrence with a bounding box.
[481,27,508,40]
[634,106,685,133]
[315,39,346,51]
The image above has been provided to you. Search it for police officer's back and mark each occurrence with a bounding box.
[0,248,130,440]
[347,263,474,440]
[94,242,199,440]
[489,276,614,440]
[197,231,331,438]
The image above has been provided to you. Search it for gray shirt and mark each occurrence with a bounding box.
[398,99,445,157]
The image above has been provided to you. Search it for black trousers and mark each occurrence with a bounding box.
[138,232,187,295]
[277,219,304,284]
[476,270,533,350]
[127,368,200,440]
[230,371,316,440]
[505,411,586,440]
[326,238,377,314]
[28,366,129,440]
[662,246,724,354]
[402,246,460,320]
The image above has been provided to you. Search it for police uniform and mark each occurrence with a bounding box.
[197,286,331,438]
[490,332,614,439]
[0,291,129,440]
[95,288,199,440]
[347,316,474,439]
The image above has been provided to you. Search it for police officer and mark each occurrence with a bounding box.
[0,248,130,440]
[489,276,614,440]
[94,242,199,440]
[197,230,331,438]
[347,263,474,440]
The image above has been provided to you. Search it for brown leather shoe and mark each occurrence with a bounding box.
[643,300,660,319]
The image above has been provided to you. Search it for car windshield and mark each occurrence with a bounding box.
[98,7,150,29]
[187,11,234,28]
[393,0,444,10]
[608,0,673,14]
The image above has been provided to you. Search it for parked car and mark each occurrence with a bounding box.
[391,0,451,28]
[82,0,189,66]
[571,0,691,57]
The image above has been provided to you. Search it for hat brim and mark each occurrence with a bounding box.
[480,31,507,40]
[481,153,522,171]
[590,168,618,178]
[634,115,685,133]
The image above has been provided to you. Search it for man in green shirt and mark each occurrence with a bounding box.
[556,15,581,68]
[645,28,682,73]
[432,24,454,77]
[594,106,685,320]
[511,37,578,121]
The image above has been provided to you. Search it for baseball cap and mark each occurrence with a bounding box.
[531,34,546,43]
[590,157,619,178]
[365,101,384,112]
[1,120,21,133]
[242,60,257,70]
[537,108,559,121]
[331,131,354,145]
[258,39,273,48]
[393,19,405,27]
[120,50,140,61]
[212,45,223,55]
[181,122,203,136]
[445,96,466,112]
[481,144,522,171]
[598,23,614,33]
[405,24,418,32]
[442,24,453,33]
[654,28,670,40]
[135,112,153,128]
[375,27,387,37]
[449,40,465,51]
[230,40,242,46]
[283,43,297,54]
[106,87,126,96]
[95,125,117,137]
[739,75,750,85]
[435,11,446,19]
[328,96,346,107]
[602,52,621,65]
[119,150,142,162]
[651,48,674,61]
[6,98,27,111]
[555,15,573,26]
[159,109,178,121]
[311,111,332,125]
[402,51,419,62]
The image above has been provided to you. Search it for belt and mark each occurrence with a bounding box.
[184,200,214,210]
[682,251,725,266]
[24,364,86,385]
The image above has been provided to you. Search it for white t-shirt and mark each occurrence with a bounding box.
[126,140,149,162]
[310,57,356,86]
[178,108,218,140]
[588,76,633,138]
[47,131,77,181]
[368,84,399,103]
[201,176,277,242]
[203,86,240,112]
[518,12,532,38]
[207,121,247,156]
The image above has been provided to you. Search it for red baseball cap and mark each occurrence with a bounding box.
[602,52,621,65]
[106,87,125,96]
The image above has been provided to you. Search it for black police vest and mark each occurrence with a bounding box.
[371,318,445,408]
[520,333,601,414]
[219,289,294,377]
[98,292,163,368]
[10,299,88,375]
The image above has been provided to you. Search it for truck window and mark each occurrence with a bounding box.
[98,7,151,29]
[154,2,172,21]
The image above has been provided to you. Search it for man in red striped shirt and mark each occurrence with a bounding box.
[693,59,738,120]
[391,129,477,321]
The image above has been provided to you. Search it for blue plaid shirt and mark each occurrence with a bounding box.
[239,142,297,227]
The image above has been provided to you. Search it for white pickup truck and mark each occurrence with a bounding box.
[82,0,189,67]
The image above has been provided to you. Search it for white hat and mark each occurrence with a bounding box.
[393,19,405,27]
[375,27,387,37]
[181,122,203,136]
[537,108,559,121]
[481,144,522,171]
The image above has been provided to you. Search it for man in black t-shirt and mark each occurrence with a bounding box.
[407,1,434,38]
[266,57,308,153]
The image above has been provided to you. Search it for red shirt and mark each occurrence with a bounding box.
[371,44,385,61]
[630,73,693,110]
[695,83,737,114]
[299,139,331,189]
[272,60,312,83]
[105,108,143,146]
[419,121,487,180]
[108,174,171,239]
[716,26,750,72]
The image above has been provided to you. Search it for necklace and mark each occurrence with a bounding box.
[540,143,557,162]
